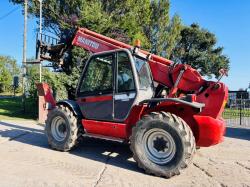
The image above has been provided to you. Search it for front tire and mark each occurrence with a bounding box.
[45,105,80,151]
[130,112,196,178]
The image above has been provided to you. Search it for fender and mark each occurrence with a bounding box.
[57,100,83,119]
[140,98,205,110]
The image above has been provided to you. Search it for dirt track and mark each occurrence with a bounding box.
[0,120,250,187]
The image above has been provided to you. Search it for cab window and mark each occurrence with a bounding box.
[117,52,135,92]
[80,54,113,95]
[134,57,152,90]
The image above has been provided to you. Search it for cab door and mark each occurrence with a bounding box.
[77,53,114,121]
[114,51,137,121]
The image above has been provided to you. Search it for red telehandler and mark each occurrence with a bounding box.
[36,27,228,178]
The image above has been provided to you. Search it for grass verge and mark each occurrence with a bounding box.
[0,97,37,120]
[223,108,250,119]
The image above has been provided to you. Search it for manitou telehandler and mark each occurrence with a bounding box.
[36,27,228,178]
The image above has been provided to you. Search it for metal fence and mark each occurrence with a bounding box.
[223,99,250,126]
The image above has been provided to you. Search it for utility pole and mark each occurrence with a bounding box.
[22,0,28,112]
[39,0,43,82]
[38,0,44,124]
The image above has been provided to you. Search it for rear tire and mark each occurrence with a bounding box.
[45,105,81,151]
[130,111,196,178]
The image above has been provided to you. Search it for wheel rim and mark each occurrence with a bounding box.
[51,116,67,142]
[143,128,176,165]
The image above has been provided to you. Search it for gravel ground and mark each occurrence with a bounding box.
[0,120,250,187]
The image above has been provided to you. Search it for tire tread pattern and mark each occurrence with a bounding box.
[45,105,80,151]
[130,111,196,178]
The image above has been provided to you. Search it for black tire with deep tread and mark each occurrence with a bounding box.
[130,111,196,178]
[45,105,81,151]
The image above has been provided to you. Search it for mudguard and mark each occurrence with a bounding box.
[140,98,205,109]
[57,100,83,118]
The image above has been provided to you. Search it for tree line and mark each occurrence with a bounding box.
[0,56,20,93]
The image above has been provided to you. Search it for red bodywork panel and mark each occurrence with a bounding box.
[193,115,226,146]
[36,83,57,124]
[37,27,228,148]
[170,64,205,91]
[77,95,113,103]
[82,119,127,138]
[196,82,228,119]
[36,83,56,107]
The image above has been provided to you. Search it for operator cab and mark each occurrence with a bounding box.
[76,49,154,122]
